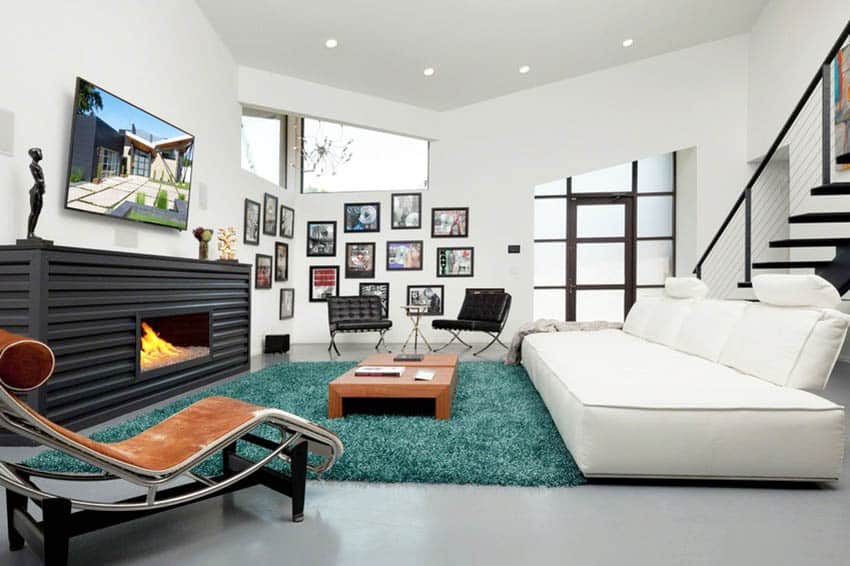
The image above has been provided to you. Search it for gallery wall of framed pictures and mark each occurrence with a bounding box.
[243,195,295,321]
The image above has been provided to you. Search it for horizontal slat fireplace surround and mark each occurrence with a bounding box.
[0,243,251,445]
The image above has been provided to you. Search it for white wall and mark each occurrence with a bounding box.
[238,36,751,344]
[0,0,287,355]
[747,0,850,159]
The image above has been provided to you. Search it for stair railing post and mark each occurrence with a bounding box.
[744,186,752,283]
[822,63,832,186]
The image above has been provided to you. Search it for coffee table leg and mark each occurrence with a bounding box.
[328,389,343,418]
[435,390,452,420]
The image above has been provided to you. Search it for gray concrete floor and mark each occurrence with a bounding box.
[2,342,850,565]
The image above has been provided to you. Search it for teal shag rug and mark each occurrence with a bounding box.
[24,361,585,487]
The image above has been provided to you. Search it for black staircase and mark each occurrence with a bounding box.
[694,19,850,295]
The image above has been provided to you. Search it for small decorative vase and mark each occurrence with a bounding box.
[198,241,209,261]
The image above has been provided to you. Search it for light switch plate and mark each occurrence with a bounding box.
[0,109,13,156]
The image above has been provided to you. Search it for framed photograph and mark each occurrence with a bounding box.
[431,207,469,237]
[344,202,381,232]
[386,240,423,271]
[279,204,295,238]
[274,242,289,282]
[255,254,272,289]
[279,288,294,320]
[391,193,422,229]
[243,199,261,245]
[307,221,337,257]
[406,285,444,316]
[309,266,339,302]
[263,193,278,236]
[437,247,474,277]
[359,282,390,317]
[346,242,376,279]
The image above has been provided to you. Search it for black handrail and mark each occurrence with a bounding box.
[694,18,850,276]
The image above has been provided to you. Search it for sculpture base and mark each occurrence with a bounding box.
[16,238,54,248]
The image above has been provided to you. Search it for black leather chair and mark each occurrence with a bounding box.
[432,290,512,355]
[327,296,392,355]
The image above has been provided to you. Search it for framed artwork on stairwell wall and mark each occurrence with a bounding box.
[279,204,295,238]
[392,193,422,229]
[437,247,474,277]
[359,282,390,317]
[279,288,294,320]
[263,193,278,236]
[309,265,339,302]
[243,199,260,245]
[346,242,376,279]
[255,254,272,289]
[307,221,337,257]
[344,202,381,232]
[431,207,469,237]
[274,241,289,282]
[386,240,423,271]
[406,285,444,316]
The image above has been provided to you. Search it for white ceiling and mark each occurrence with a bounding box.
[197,0,768,111]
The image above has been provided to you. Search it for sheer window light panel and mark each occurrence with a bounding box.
[576,204,625,238]
[534,198,567,239]
[534,242,567,286]
[534,289,566,320]
[572,162,631,193]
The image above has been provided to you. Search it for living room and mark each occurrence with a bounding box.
[1,1,850,565]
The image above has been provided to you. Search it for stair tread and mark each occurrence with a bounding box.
[811,182,850,196]
[769,238,850,248]
[737,282,752,288]
[788,212,850,223]
[751,260,831,269]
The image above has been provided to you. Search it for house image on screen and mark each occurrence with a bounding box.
[67,115,194,230]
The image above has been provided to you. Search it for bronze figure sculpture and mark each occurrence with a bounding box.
[27,147,45,240]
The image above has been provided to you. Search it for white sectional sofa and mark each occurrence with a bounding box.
[521,275,848,481]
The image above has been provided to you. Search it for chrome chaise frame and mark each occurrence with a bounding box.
[0,383,343,565]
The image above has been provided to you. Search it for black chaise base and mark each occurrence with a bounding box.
[5,439,308,566]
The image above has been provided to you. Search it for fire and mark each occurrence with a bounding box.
[140,322,181,368]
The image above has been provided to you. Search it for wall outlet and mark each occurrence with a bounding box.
[0,108,13,156]
[507,244,521,254]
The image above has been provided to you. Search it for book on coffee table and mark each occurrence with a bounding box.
[394,353,424,362]
[354,366,404,377]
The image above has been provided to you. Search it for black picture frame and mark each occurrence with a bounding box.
[431,207,469,237]
[243,199,261,245]
[307,221,337,257]
[263,193,278,236]
[309,265,340,302]
[255,254,272,289]
[437,247,474,277]
[279,288,294,320]
[279,204,295,239]
[344,202,381,233]
[386,240,423,271]
[391,193,422,229]
[346,242,376,279]
[406,285,445,316]
[359,282,390,317]
[274,241,289,282]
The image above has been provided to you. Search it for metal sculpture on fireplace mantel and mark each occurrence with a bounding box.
[26,147,46,240]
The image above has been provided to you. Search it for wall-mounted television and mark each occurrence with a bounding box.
[65,77,195,230]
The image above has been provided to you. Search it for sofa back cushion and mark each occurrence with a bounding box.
[640,297,695,347]
[718,303,822,386]
[787,310,850,389]
[674,300,748,362]
[623,297,659,338]
[752,273,840,308]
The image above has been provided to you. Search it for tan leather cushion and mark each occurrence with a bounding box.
[0,330,54,391]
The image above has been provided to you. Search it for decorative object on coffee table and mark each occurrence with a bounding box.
[263,192,278,235]
[344,202,380,232]
[359,282,390,317]
[255,254,272,289]
[437,247,474,277]
[279,204,295,238]
[217,226,237,261]
[307,221,337,256]
[328,352,459,419]
[19,147,53,246]
[244,199,260,245]
[406,285,444,316]
[309,265,339,301]
[386,240,423,270]
[346,242,375,278]
[431,207,468,237]
[401,304,433,353]
[391,193,421,229]
[192,226,213,260]
[280,288,294,319]
[275,241,289,281]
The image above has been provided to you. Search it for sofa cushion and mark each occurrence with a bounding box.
[674,300,748,362]
[752,274,841,308]
[787,309,850,390]
[664,277,709,299]
[622,297,659,338]
[718,303,822,386]
[640,297,694,347]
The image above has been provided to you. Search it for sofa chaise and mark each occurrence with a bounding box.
[521,275,848,481]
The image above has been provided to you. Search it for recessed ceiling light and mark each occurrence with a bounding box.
[519,65,531,74]
[325,38,338,49]
[423,67,435,77]
[622,38,634,48]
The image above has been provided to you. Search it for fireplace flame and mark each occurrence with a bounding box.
[140,321,180,368]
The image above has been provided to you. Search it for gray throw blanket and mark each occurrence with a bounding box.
[504,319,623,365]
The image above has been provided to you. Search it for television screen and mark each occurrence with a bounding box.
[65,78,195,230]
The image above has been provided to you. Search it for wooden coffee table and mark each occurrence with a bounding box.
[328,353,459,420]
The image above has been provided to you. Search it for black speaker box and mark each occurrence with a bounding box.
[264,334,290,354]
